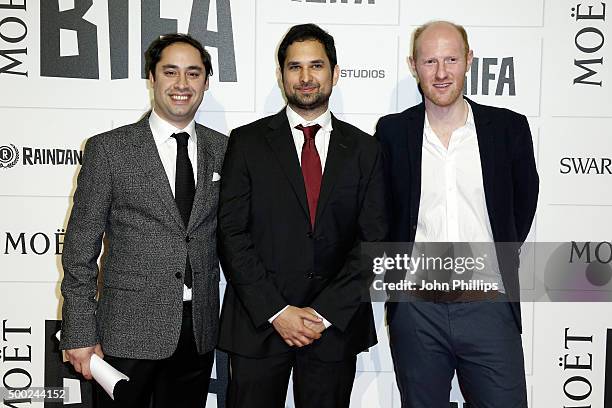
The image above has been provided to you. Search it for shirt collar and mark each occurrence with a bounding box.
[149,109,197,145]
[286,105,333,133]
[423,98,475,144]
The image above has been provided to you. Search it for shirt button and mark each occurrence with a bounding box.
[175,272,182,279]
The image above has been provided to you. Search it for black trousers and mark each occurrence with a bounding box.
[95,302,215,408]
[226,349,357,408]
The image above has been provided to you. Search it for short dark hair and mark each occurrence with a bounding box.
[277,24,337,74]
[145,33,213,79]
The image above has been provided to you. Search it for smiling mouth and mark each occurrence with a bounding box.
[170,94,190,101]
[433,83,451,89]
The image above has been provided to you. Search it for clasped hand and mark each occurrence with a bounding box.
[272,306,327,347]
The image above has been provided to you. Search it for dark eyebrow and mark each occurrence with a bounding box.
[161,64,203,71]
[286,59,326,66]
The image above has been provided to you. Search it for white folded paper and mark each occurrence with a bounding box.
[56,330,129,401]
[89,354,129,400]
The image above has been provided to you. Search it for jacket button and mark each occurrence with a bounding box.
[305,272,314,279]
[175,272,182,279]
[306,232,313,238]
[185,236,191,242]
[412,225,417,230]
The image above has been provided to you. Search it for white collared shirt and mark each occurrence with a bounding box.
[148,109,197,301]
[286,105,333,171]
[149,110,198,195]
[416,100,504,292]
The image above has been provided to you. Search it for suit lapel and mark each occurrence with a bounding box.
[264,110,310,221]
[467,98,497,223]
[408,103,425,218]
[131,114,186,231]
[188,126,214,231]
[315,115,352,226]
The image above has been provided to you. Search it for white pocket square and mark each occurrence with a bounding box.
[212,172,221,182]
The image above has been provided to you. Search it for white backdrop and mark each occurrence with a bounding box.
[1,1,611,407]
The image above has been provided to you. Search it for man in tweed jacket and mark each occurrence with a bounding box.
[59,34,227,407]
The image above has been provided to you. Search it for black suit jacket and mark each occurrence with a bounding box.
[375,98,539,331]
[218,109,387,361]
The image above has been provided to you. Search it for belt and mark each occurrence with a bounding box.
[414,290,501,302]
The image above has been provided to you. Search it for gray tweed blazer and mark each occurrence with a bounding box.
[60,113,227,359]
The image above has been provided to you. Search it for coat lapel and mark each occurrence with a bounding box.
[407,103,425,218]
[188,126,214,231]
[314,115,352,226]
[467,98,497,223]
[264,110,310,222]
[131,114,186,232]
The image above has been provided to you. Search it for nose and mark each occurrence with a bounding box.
[300,67,312,83]
[435,62,448,80]
[176,72,189,88]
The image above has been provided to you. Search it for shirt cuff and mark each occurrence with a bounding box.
[312,309,332,329]
[268,305,289,323]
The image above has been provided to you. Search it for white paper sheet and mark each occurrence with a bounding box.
[56,330,130,400]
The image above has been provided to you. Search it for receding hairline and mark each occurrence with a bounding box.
[410,20,470,59]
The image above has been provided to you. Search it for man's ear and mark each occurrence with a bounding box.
[465,49,474,73]
[332,64,340,86]
[407,56,418,79]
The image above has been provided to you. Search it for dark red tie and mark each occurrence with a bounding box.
[296,124,322,228]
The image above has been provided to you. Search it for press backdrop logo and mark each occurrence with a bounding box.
[464,57,516,96]
[340,68,385,79]
[0,144,19,168]
[571,2,607,86]
[560,157,612,175]
[559,328,595,407]
[0,144,82,169]
[0,319,34,406]
[2,228,65,256]
[0,0,237,81]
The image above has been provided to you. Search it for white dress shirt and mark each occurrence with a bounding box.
[268,106,334,328]
[149,109,198,301]
[415,100,504,292]
[287,105,333,169]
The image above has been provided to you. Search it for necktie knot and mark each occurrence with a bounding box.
[172,132,190,147]
[295,124,321,142]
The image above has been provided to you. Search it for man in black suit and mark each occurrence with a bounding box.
[218,23,386,408]
[375,21,538,407]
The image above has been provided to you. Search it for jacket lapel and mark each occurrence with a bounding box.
[187,126,214,231]
[314,114,352,226]
[264,110,310,222]
[131,114,186,232]
[467,98,497,223]
[408,103,425,219]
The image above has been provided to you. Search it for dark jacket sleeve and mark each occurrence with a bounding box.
[512,114,539,244]
[217,130,287,329]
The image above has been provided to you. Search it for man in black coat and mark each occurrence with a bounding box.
[375,21,538,407]
[218,23,387,408]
